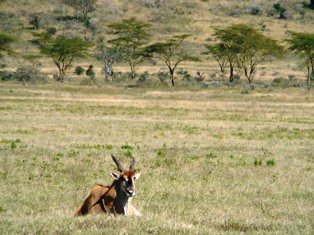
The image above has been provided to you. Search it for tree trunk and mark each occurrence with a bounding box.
[307,65,311,87]
[129,62,136,79]
[103,63,113,81]
[55,63,65,82]
[229,61,234,82]
[218,60,225,74]
[169,68,175,86]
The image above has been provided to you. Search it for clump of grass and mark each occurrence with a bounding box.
[254,159,263,166]
[121,142,133,157]
[253,159,276,166]
[266,159,276,166]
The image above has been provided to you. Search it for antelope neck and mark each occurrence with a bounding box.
[113,179,133,215]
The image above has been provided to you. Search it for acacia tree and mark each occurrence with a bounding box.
[203,43,228,74]
[62,0,96,22]
[210,24,282,83]
[39,35,91,80]
[232,24,283,83]
[144,34,200,86]
[286,31,314,86]
[206,28,241,82]
[107,18,152,78]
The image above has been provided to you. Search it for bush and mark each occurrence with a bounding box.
[46,27,57,36]
[247,6,261,15]
[229,9,241,16]
[1,67,46,83]
[137,71,149,84]
[14,67,46,82]
[157,71,169,85]
[0,70,13,81]
[273,3,287,19]
[74,66,85,75]
[29,14,41,29]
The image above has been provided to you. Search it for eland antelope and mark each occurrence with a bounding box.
[75,155,141,216]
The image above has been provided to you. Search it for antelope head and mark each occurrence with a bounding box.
[110,155,141,215]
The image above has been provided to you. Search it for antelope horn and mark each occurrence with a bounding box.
[129,157,136,171]
[111,154,125,172]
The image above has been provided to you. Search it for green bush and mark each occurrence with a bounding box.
[74,66,85,75]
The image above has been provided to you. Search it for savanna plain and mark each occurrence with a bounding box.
[0,83,313,234]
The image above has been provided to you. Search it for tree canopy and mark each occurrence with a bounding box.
[286,31,314,85]
[107,18,152,78]
[209,24,283,83]
[39,36,92,80]
[144,34,200,86]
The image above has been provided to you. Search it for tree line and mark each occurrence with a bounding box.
[0,1,313,86]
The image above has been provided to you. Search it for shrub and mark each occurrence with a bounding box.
[229,9,241,16]
[272,76,288,84]
[14,67,46,83]
[273,3,287,19]
[247,6,261,15]
[46,27,57,36]
[157,71,169,85]
[137,71,149,84]
[0,70,13,81]
[29,14,41,29]
[74,66,85,75]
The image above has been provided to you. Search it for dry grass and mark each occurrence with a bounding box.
[0,83,313,234]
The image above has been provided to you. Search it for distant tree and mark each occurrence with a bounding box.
[203,43,228,74]
[144,34,200,86]
[61,0,96,21]
[107,18,152,79]
[0,31,15,58]
[95,45,120,81]
[211,27,242,82]
[286,31,314,86]
[212,24,283,83]
[38,35,91,81]
[233,24,282,83]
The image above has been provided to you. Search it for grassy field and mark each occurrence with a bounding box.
[0,83,313,234]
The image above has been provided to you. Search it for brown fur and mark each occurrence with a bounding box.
[75,182,141,216]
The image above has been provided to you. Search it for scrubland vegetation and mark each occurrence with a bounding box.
[0,0,313,234]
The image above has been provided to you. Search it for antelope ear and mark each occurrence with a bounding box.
[110,172,119,179]
[134,172,141,180]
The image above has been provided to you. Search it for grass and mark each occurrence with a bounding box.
[0,83,313,234]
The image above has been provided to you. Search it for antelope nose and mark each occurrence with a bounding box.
[127,189,134,196]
